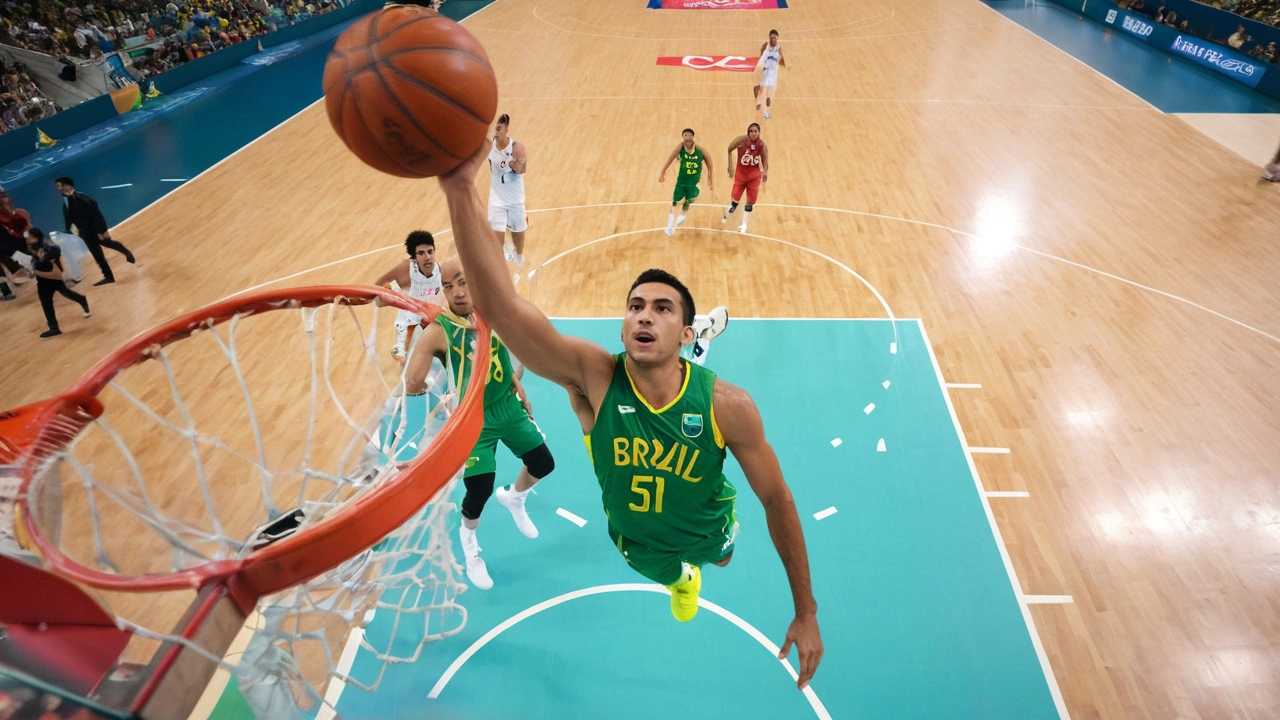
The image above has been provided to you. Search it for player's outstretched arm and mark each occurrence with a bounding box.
[715,379,823,690]
[373,262,410,289]
[438,146,613,397]
[726,135,746,179]
[404,321,448,396]
[761,143,769,183]
[658,146,680,183]
[700,147,714,191]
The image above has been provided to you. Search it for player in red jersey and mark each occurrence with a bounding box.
[0,191,32,300]
[720,123,768,234]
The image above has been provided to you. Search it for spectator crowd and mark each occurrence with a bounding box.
[0,0,351,131]
[0,56,60,135]
[1113,0,1280,63]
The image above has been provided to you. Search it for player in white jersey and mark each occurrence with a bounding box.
[754,30,786,120]
[373,231,443,360]
[488,114,529,268]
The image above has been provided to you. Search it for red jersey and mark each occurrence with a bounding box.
[0,207,31,242]
[733,138,765,182]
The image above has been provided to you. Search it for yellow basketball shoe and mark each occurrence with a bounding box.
[667,564,701,622]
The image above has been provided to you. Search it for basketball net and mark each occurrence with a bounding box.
[7,288,481,717]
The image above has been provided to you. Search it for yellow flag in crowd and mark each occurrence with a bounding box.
[35,128,56,149]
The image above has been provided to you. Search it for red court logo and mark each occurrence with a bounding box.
[656,56,756,72]
[659,0,784,8]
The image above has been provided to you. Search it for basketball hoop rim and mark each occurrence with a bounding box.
[15,284,490,614]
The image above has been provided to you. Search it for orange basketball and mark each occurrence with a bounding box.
[322,5,498,178]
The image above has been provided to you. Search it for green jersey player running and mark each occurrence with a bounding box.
[437,146,823,690]
[658,128,714,237]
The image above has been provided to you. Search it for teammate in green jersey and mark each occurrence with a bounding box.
[437,146,823,690]
[404,260,556,591]
[658,128,714,237]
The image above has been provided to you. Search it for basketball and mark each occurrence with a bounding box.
[322,5,498,178]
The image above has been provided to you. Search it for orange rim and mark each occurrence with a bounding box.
[12,285,489,613]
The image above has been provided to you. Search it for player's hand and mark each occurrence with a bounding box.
[521,395,533,416]
[762,172,768,184]
[727,167,734,180]
[439,142,488,194]
[658,172,666,183]
[778,612,823,690]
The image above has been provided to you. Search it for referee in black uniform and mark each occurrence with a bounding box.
[27,228,91,338]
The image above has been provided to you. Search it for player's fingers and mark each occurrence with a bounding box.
[778,635,793,660]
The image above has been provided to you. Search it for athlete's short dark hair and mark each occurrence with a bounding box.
[405,230,434,256]
[629,269,695,326]
[769,29,779,36]
[682,128,694,136]
[497,113,510,127]
[748,122,761,133]
[55,176,74,187]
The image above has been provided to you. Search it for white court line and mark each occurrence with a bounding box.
[111,97,323,231]
[917,319,1070,720]
[556,508,587,527]
[813,507,838,521]
[101,183,132,189]
[969,447,1012,454]
[829,438,842,447]
[497,93,1151,112]
[523,6,1006,45]
[547,5,895,39]
[1024,595,1074,605]
[159,178,187,182]
[946,382,982,389]
[986,491,1031,498]
[527,201,1276,348]
[863,403,876,415]
[189,194,1276,352]
[316,626,365,720]
[427,583,832,719]
[977,0,1161,113]
[532,225,902,352]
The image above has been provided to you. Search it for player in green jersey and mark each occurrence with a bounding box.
[404,260,556,591]
[658,128,714,237]
[436,147,823,690]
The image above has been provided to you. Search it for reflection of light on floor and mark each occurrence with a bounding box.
[971,194,1024,268]
[1065,406,1112,432]
[1094,488,1211,543]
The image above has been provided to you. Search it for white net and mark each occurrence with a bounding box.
[16,291,474,717]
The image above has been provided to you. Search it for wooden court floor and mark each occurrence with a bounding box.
[2,0,1278,718]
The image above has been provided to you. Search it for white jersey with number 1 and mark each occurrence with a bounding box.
[488,138,524,208]
[758,43,782,86]
[394,259,443,347]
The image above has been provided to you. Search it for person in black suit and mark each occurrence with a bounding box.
[56,176,136,286]
[26,228,91,338]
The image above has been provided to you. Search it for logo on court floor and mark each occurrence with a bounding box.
[655,0,786,8]
[681,413,704,438]
[656,56,757,72]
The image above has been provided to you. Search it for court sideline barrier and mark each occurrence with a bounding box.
[1045,0,1280,99]
[0,0,382,169]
